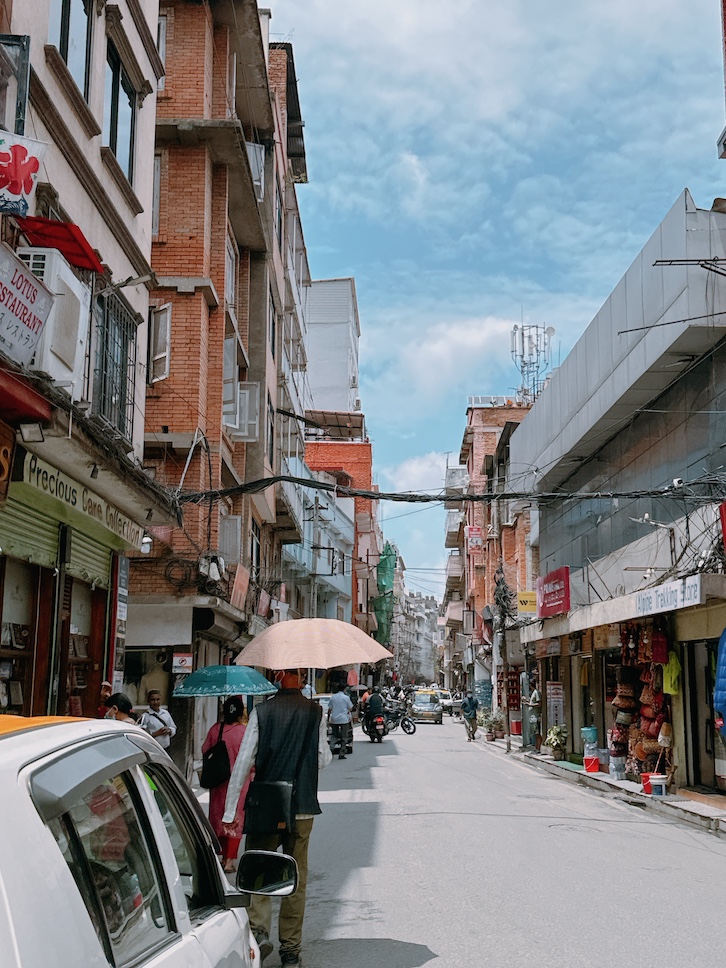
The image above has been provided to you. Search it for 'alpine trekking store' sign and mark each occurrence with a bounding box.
[634,575,702,618]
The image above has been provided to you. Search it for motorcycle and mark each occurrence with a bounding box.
[361,712,388,743]
[384,701,416,735]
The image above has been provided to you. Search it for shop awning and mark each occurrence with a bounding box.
[15,216,105,274]
[0,368,52,422]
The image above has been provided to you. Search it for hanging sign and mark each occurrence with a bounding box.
[0,132,46,217]
[517,590,537,613]
[537,566,571,618]
[465,525,483,549]
[0,242,54,365]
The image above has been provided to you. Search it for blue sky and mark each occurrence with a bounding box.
[269,0,726,599]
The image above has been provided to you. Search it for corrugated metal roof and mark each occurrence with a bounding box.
[270,42,307,183]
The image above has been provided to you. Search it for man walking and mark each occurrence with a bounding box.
[327,682,353,759]
[138,689,176,749]
[461,690,479,741]
[222,670,331,966]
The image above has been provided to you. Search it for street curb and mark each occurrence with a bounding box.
[479,737,726,839]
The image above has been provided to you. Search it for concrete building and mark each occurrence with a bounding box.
[305,277,361,413]
[512,189,726,788]
[0,2,176,719]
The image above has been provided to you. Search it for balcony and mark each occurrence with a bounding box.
[275,455,304,544]
[445,466,469,509]
[445,510,464,549]
[444,599,463,628]
[445,552,464,593]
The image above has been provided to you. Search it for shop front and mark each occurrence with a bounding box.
[0,447,146,717]
[125,600,248,781]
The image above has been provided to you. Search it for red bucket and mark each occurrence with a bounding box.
[641,773,652,794]
[584,756,600,773]
[511,720,522,735]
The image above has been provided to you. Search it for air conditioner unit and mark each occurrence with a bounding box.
[17,247,92,401]
[349,375,358,388]
[353,398,361,411]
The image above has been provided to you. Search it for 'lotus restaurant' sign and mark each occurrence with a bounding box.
[537,566,571,619]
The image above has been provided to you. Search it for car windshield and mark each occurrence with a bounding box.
[415,693,436,704]
[438,691,451,700]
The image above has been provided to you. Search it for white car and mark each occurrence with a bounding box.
[0,716,297,968]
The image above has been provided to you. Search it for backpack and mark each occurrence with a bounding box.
[200,723,231,789]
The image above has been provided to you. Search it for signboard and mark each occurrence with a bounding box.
[517,590,537,613]
[547,681,565,725]
[634,575,701,618]
[230,564,250,611]
[0,419,15,507]
[0,131,45,216]
[465,525,483,549]
[17,450,144,548]
[0,242,54,365]
[172,652,193,673]
[111,556,129,692]
[537,566,571,618]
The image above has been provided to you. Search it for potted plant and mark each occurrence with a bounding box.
[544,723,568,760]
[480,711,496,741]
[490,709,505,739]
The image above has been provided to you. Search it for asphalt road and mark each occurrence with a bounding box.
[256,715,726,968]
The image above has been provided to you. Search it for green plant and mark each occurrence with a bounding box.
[488,709,505,731]
[544,723,568,751]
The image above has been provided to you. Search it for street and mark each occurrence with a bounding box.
[281,717,726,968]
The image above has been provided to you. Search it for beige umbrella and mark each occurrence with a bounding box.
[235,618,393,670]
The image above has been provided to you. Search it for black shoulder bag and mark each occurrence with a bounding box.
[243,714,317,835]
[200,723,231,789]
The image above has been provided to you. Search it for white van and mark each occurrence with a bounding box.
[0,716,297,968]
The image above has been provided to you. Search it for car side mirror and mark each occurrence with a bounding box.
[236,850,299,897]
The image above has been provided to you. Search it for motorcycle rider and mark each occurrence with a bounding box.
[365,686,384,733]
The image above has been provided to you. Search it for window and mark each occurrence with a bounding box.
[49,0,93,99]
[47,773,175,966]
[93,292,137,441]
[152,153,161,236]
[267,394,275,461]
[251,519,261,581]
[143,765,221,921]
[225,238,237,309]
[268,291,275,360]
[103,41,136,183]
[157,14,167,91]
[275,177,283,245]
[148,303,171,383]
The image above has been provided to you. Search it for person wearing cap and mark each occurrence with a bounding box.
[222,669,331,967]
[461,689,479,741]
[97,680,113,718]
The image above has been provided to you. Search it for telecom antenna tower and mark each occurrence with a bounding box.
[510,322,555,404]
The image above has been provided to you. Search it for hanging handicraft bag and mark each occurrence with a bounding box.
[200,723,231,789]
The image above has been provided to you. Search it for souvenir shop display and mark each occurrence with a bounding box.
[607,618,673,786]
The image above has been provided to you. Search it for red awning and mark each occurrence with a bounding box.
[15,216,104,274]
[0,368,52,423]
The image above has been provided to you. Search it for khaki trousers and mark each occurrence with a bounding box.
[246,817,314,958]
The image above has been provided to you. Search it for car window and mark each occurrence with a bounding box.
[47,773,176,967]
[142,764,223,923]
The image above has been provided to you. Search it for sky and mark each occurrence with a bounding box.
[268,0,726,600]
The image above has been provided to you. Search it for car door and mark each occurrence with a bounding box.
[139,761,255,968]
[30,734,210,968]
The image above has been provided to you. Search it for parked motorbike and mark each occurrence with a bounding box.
[361,712,388,743]
[384,701,416,735]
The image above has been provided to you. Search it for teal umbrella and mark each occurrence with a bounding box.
[173,664,277,697]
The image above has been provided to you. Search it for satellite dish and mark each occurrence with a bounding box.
[545,326,556,337]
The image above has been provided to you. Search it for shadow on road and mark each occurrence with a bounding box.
[302,937,437,967]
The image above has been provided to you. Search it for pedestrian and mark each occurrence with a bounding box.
[138,689,177,749]
[103,692,137,723]
[528,673,542,751]
[97,680,113,718]
[327,681,353,759]
[461,690,479,741]
[202,696,251,873]
[301,675,316,699]
[222,669,332,967]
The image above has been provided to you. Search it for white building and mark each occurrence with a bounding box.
[305,278,361,412]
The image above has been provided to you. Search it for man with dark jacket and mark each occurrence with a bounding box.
[461,690,479,741]
[222,670,332,966]
[364,685,384,732]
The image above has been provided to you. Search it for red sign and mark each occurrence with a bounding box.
[536,566,571,619]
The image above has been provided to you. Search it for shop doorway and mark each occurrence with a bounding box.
[685,640,717,789]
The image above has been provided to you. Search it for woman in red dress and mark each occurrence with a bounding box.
[202,695,251,872]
